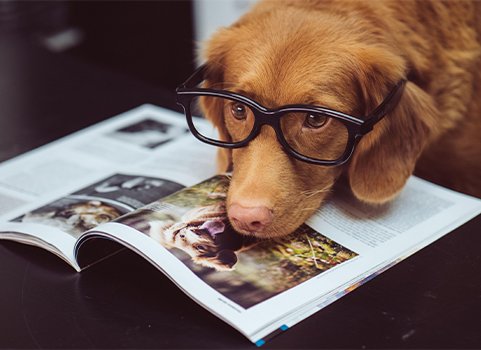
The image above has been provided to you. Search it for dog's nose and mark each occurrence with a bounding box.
[229,203,273,233]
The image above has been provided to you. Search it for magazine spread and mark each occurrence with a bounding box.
[0,104,480,345]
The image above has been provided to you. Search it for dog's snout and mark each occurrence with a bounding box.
[229,203,273,234]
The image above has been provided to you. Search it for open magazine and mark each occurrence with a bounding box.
[0,104,480,345]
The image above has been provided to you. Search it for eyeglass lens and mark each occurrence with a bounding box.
[189,95,350,162]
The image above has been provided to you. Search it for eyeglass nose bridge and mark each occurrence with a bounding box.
[247,109,293,152]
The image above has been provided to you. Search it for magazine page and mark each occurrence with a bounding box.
[76,174,481,343]
[0,104,217,269]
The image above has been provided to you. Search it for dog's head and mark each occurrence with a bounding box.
[59,200,121,230]
[199,2,439,238]
[153,203,248,271]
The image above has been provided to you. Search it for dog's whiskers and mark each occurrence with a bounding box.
[301,186,332,198]
[299,207,319,213]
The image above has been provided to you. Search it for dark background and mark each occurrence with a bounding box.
[0,1,195,92]
[1,2,481,349]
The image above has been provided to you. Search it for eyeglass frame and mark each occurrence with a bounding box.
[176,65,406,166]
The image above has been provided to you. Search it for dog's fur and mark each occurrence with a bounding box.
[199,0,481,238]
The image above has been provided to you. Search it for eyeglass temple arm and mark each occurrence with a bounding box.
[178,64,207,89]
[361,79,407,134]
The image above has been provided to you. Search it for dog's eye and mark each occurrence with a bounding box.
[97,214,113,222]
[304,113,328,129]
[230,102,248,120]
[196,245,206,252]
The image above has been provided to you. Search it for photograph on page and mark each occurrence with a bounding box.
[11,174,184,239]
[117,175,358,308]
[107,118,188,149]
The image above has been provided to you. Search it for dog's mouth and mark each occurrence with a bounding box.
[227,198,324,238]
[229,220,293,239]
[228,212,295,239]
[229,223,258,237]
[225,168,336,239]
[229,219,262,236]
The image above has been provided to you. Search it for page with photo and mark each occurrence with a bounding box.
[0,104,217,268]
[114,175,358,306]
[106,118,188,149]
[0,104,215,217]
[76,174,481,344]
[74,174,359,338]
[1,173,185,269]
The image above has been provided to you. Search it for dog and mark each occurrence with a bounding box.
[20,200,121,236]
[197,0,481,239]
[149,203,257,271]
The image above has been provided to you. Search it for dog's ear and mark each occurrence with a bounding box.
[198,29,236,173]
[200,220,225,237]
[347,47,439,204]
[348,81,439,203]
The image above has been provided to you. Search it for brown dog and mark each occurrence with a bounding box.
[197,0,481,239]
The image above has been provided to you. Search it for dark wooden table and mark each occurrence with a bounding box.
[1,36,480,349]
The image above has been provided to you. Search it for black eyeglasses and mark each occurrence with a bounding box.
[176,65,406,166]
